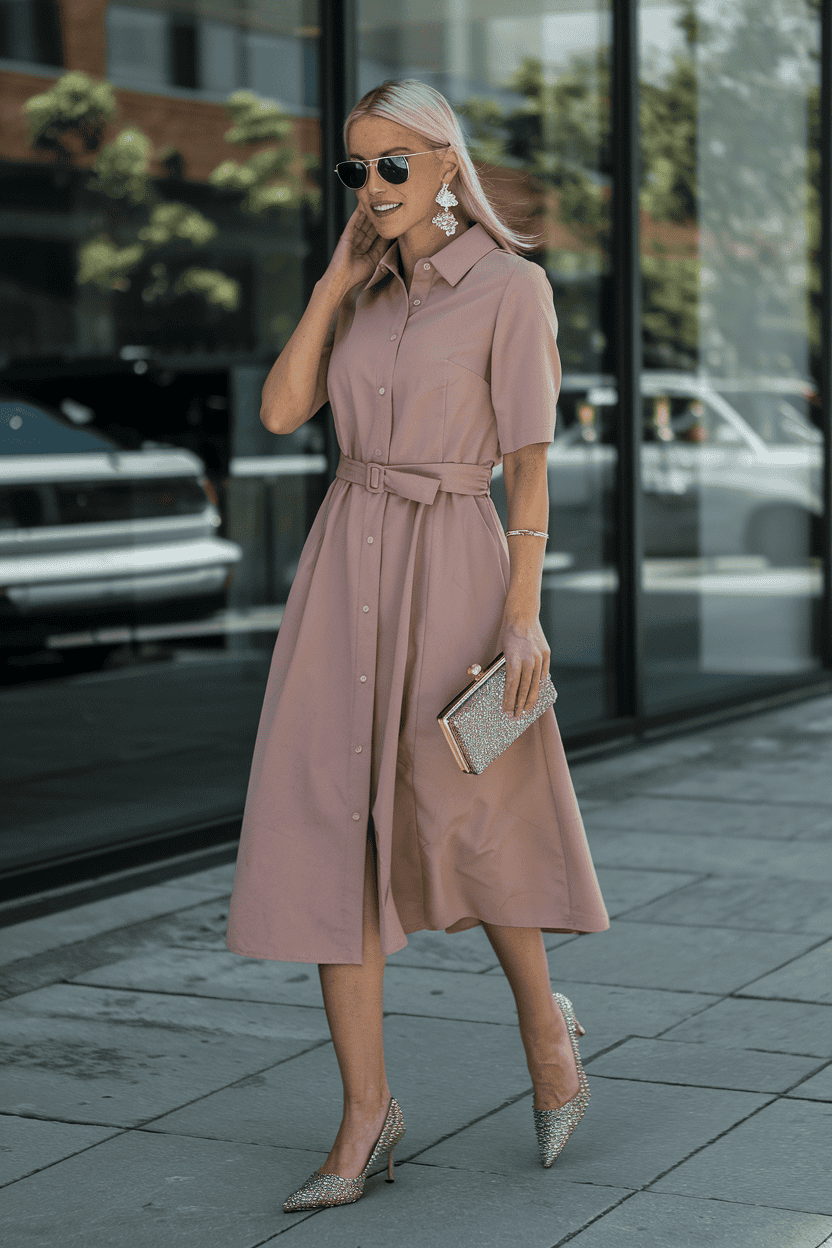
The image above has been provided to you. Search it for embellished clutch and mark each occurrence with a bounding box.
[437,652,557,775]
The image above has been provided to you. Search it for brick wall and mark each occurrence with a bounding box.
[0,2,321,181]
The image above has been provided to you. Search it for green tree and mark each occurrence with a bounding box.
[209,90,321,217]
[457,0,820,378]
[24,73,320,321]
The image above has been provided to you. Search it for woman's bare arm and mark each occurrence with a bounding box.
[261,277,353,435]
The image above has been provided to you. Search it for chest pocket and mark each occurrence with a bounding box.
[443,357,493,429]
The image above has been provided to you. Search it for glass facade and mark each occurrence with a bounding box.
[0,0,830,884]
[358,0,621,733]
[638,0,824,711]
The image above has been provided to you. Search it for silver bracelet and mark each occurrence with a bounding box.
[505,529,549,538]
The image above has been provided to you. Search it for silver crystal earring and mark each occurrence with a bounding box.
[432,181,458,236]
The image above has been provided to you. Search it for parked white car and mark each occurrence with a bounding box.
[491,373,822,567]
[0,397,242,650]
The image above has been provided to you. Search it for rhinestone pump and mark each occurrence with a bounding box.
[533,993,591,1168]
[283,1096,406,1211]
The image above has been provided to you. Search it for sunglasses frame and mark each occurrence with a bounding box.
[334,146,451,190]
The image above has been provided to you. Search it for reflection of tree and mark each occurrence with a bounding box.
[24,72,320,328]
[675,0,819,378]
[458,54,612,373]
[457,0,820,379]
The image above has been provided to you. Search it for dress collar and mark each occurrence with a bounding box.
[362,221,500,292]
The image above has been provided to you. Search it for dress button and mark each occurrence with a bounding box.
[413,299,420,306]
[355,745,362,753]
[360,674,367,682]
[367,536,373,543]
[378,387,385,394]
[363,604,369,612]
[423,262,431,270]
[352,812,361,820]
[390,333,397,340]
[374,448,381,456]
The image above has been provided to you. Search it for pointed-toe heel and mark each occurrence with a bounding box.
[283,1095,406,1212]
[533,992,591,1168]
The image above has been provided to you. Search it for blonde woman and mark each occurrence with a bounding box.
[225,78,609,1212]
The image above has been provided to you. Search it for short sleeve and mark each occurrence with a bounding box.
[490,262,561,456]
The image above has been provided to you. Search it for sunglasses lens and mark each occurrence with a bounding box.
[378,156,409,183]
[336,162,367,189]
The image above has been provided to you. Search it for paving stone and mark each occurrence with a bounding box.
[416,1077,769,1190]
[0,885,229,969]
[787,1062,832,1101]
[158,862,236,892]
[563,1191,832,1248]
[519,920,818,995]
[660,997,832,1058]
[582,829,832,881]
[619,876,832,935]
[592,867,703,917]
[265,1165,631,1248]
[0,985,331,1127]
[156,897,234,950]
[570,737,716,796]
[143,1014,540,1157]
[0,1130,318,1248]
[643,767,832,807]
[585,1037,821,1093]
[384,924,502,971]
[72,948,329,1007]
[584,795,829,840]
[736,939,832,1004]
[0,981,331,1042]
[651,1097,832,1215]
[0,1114,119,1187]
[72,947,719,1040]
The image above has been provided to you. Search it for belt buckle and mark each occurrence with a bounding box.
[365,461,383,493]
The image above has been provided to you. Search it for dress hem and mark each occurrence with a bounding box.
[226,906,609,963]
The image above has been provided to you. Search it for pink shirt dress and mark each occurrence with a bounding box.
[225,222,610,964]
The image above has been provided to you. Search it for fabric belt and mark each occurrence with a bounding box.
[336,453,492,505]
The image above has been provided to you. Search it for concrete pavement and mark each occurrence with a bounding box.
[1,693,831,1247]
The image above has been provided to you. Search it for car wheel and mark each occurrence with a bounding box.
[745,505,810,567]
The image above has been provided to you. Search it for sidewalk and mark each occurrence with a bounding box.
[1,695,831,1248]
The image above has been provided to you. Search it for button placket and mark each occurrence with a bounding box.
[352,282,410,821]
[351,485,384,831]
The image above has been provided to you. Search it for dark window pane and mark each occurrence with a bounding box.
[0,401,118,454]
[0,0,63,65]
[169,17,199,89]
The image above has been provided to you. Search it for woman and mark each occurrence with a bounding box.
[225,78,609,1212]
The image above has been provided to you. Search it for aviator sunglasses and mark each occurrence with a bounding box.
[334,145,451,190]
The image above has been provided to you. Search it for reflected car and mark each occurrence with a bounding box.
[0,397,243,650]
[490,374,822,567]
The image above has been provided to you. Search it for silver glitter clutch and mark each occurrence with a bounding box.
[437,652,557,775]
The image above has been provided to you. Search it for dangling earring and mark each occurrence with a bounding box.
[432,181,458,236]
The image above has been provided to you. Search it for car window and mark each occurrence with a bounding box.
[554,394,617,445]
[725,392,822,446]
[1,399,118,454]
[642,395,744,445]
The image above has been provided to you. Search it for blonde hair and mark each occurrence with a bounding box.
[343,79,540,256]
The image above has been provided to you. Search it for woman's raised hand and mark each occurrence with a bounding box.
[321,205,391,296]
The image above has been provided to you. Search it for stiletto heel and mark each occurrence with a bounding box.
[533,993,590,1168]
[283,1095,406,1211]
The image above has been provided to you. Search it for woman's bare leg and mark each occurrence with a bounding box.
[317,833,392,1178]
[481,922,585,1111]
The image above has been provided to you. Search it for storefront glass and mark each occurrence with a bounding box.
[0,0,324,876]
[357,0,619,734]
[638,0,823,711]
